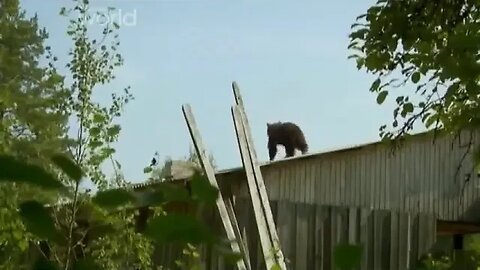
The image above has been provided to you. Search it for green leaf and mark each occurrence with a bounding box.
[143,166,153,173]
[270,263,282,270]
[425,114,439,128]
[354,57,365,69]
[89,127,101,136]
[145,213,214,244]
[0,155,65,190]
[411,72,421,83]
[72,257,101,270]
[446,83,459,99]
[93,113,106,123]
[92,189,135,209]
[395,96,404,104]
[355,13,367,20]
[32,258,60,270]
[19,201,62,243]
[107,124,121,137]
[89,140,102,149]
[213,244,243,266]
[403,102,414,113]
[349,28,368,40]
[473,147,480,174]
[270,264,282,270]
[50,153,83,183]
[370,78,381,92]
[88,223,116,241]
[156,182,191,203]
[115,160,122,170]
[376,91,388,104]
[333,243,363,270]
[190,172,218,205]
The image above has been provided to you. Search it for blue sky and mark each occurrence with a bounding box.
[21,0,413,184]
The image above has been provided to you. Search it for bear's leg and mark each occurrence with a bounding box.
[285,145,295,158]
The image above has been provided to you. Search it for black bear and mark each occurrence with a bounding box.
[267,121,308,161]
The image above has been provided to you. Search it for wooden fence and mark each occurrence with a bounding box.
[151,199,437,270]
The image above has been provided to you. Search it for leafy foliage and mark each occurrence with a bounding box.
[84,209,154,270]
[333,243,363,270]
[0,154,65,190]
[145,213,214,244]
[348,0,480,153]
[3,152,238,270]
[1,1,252,269]
[92,189,136,209]
[0,0,71,268]
[19,201,63,244]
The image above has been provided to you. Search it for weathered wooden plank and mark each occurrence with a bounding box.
[330,160,336,205]
[232,106,277,269]
[149,197,442,269]
[354,154,360,207]
[373,211,382,269]
[306,204,316,270]
[308,161,315,204]
[182,104,248,270]
[225,198,251,270]
[374,146,381,210]
[339,158,346,207]
[348,207,357,244]
[389,211,399,270]
[337,207,348,244]
[322,207,333,270]
[302,162,309,204]
[405,213,412,269]
[276,200,294,268]
[362,154,368,209]
[410,215,419,267]
[384,146,390,210]
[381,210,391,270]
[334,159,340,206]
[320,160,330,205]
[232,82,287,269]
[295,203,308,270]
[366,211,375,269]
[359,208,369,270]
[314,205,324,270]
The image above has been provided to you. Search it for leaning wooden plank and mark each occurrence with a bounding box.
[182,104,248,270]
[232,105,278,270]
[232,82,287,269]
[226,198,252,270]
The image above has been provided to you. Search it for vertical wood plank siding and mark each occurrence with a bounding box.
[144,130,480,269]
[222,129,480,222]
[152,201,436,270]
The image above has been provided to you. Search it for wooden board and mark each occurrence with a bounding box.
[232,81,287,270]
[182,104,249,270]
[232,105,276,269]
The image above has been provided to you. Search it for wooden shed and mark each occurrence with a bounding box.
[135,129,480,269]
[215,129,480,222]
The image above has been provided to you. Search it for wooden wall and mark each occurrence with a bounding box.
[217,129,480,222]
[152,200,437,270]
